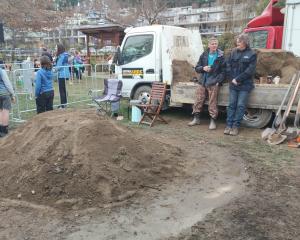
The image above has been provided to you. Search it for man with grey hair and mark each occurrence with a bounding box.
[188,37,225,129]
[224,33,257,136]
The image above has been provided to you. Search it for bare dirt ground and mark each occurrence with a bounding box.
[0,108,299,240]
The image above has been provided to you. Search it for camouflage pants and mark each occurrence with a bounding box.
[192,84,219,119]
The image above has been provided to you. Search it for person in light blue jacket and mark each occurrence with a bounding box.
[55,43,70,108]
[35,56,54,114]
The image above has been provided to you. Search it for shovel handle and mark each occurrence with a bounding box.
[272,74,297,128]
[279,72,300,130]
[294,94,300,128]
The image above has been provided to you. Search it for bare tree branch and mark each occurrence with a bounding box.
[0,0,70,31]
[139,0,168,25]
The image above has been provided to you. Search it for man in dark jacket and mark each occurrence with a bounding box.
[188,37,226,130]
[224,33,257,136]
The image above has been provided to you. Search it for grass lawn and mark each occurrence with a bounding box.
[10,73,131,126]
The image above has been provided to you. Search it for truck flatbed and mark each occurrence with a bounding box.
[171,82,300,110]
[171,82,300,128]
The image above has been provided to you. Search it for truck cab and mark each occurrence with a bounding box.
[244,26,283,49]
[244,0,284,49]
[114,25,203,101]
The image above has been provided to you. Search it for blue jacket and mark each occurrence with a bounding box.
[226,47,257,92]
[35,68,53,97]
[56,52,70,79]
[195,49,226,87]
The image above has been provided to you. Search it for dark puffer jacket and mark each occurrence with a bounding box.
[195,49,226,87]
[226,47,257,92]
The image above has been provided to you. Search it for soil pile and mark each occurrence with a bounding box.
[172,60,198,83]
[255,49,300,84]
[172,50,300,85]
[0,109,183,210]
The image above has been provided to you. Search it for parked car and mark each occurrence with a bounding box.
[97,46,117,54]
[81,47,96,55]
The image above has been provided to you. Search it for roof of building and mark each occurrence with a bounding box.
[77,23,126,37]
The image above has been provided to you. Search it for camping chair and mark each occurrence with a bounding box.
[137,82,168,127]
[92,78,123,116]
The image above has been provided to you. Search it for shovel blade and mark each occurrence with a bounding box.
[267,132,287,145]
[261,127,276,140]
[285,127,299,140]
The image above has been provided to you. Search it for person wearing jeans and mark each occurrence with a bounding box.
[55,43,70,108]
[188,37,226,129]
[35,56,54,114]
[225,33,257,136]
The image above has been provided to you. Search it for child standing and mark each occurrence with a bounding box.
[35,56,54,114]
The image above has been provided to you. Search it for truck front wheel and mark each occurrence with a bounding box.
[242,108,273,128]
[133,85,152,103]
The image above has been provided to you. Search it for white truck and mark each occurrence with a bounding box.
[115,25,300,128]
[115,25,203,99]
[282,0,300,56]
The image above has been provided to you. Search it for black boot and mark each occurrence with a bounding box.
[0,125,8,137]
[3,126,8,134]
[0,125,5,138]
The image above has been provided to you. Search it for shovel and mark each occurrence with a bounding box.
[268,73,300,145]
[285,93,300,139]
[261,73,297,140]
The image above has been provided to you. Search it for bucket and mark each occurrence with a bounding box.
[131,105,141,122]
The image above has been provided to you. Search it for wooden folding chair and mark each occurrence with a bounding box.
[137,82,168,127]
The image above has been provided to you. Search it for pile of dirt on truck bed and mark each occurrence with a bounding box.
[0,109,183,211]
[254,49,300,84]
[173,49,300,85]
[172,60,198,83]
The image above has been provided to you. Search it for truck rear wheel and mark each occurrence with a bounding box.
[242,108,273,128]
[133,85,152,103]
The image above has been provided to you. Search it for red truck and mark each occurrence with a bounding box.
[244,0,300,56]
[172,0,300,128]
[244,0,284,49]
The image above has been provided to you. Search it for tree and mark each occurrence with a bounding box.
[275,0,286,7]
[256,0,270,15]
[138,0,168,25]
[217,0,257,33]
[0,0,67,31]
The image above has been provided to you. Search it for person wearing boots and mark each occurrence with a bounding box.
[188,37,225,129]
[0,65,15,138]
[224,34,257,136]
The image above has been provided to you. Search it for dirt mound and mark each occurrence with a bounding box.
[172,60,198,83]
[256,49,300,83]
[0,109,183,210]
[172,50,300,85]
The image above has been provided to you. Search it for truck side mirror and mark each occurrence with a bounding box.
[113,46,123,65]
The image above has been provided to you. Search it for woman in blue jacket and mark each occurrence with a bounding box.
[35,56,54,114]
[224,34,257,136]
[55,44,70,108]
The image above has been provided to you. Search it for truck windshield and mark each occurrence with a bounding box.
[121,34,154,64]
[248,30,268,49]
